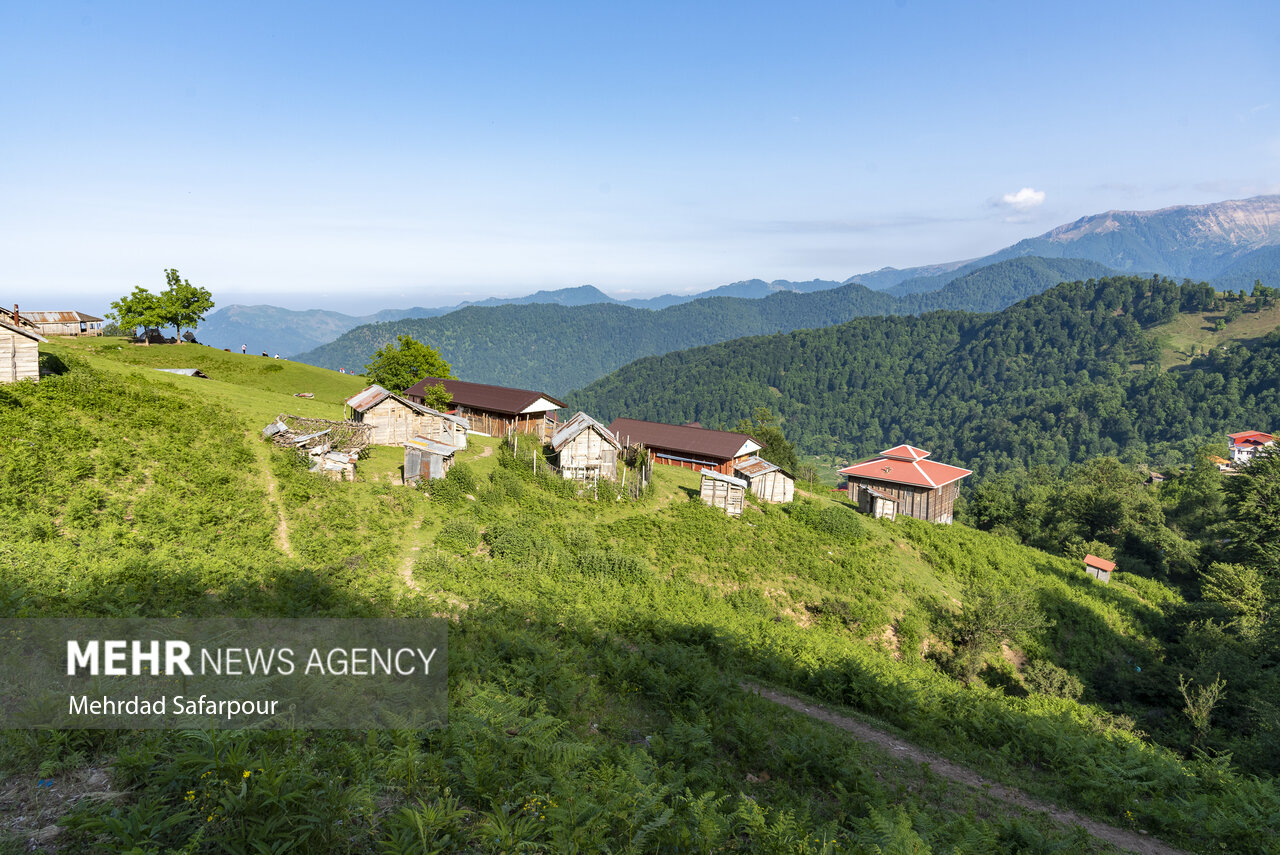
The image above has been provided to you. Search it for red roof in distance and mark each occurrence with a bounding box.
[1228,431,1274,446]
[838,444,971,489]
[1084,554,1117,573]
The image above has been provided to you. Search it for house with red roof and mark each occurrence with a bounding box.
[838,444,972,524]
[1084,554,1116,584]
[1227,430,1274,465]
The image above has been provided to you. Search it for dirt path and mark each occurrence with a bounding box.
[478,443,494,458]
[251,435,294,558]
[746,684,1187,855]
[397,519,425,592]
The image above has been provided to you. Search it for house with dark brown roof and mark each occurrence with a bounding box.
[838,444,971,524]
[403,377,565,441]
[608,418,762,476]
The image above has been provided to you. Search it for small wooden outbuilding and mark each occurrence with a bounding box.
[549,412,622,481]
[346,385,470,447]
[17,310,104,337]
[403,436,458,484]
[1084,554,1116,583]
[733,456,794,504]
[857,485,899,520]
[700,468,747,516]
[0,318,45,383]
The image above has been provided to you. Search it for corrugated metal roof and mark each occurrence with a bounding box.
[405,436,460,455]
[0,318,46,342]
[345,384,441,416]
[21,310,104,324]
[155,368,208,377]
[862,486,898,503]
[609,418,761,461]
[734,455,785,478]
[550,411,622,451]
[700,468,747,488]
[404,377,566,415]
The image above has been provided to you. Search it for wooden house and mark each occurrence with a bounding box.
[403,436,458,484]
[345,385,469,447]
[700,469,747,516]
[839,444,971,524]
[0,318,45,383]
[733,456,794,504]
[404,377,564,441]
[608,418,762,476]
[549,411,622,481]
[1084,554,1116,583]
[1228,430,1274,465]
[15,309,104,337]
[857,485,898,521]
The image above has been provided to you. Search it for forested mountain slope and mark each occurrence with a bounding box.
[568,276,1280,475]
[295,257,1118,394]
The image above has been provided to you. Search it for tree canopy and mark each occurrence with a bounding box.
[364,335,453,407]
[106,269,214,343]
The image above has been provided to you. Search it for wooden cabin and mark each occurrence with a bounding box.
[549,411,622,481]
[608,418,762,476]
[733,456,794,504]
[700,469,747,516]
[0,318,45,383]
[403,436,458,484]
[839,444,971,524]
[1084,554,1116,583]
[15,310,104,337]
[857,485,898,521]
[345,385,469,447]
[404,377,564,441]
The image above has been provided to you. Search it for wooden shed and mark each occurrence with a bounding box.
[549,412,622,480]
[403,436,459,484]
[700,469,747,516]
[1084,554,1116,583]
[609,418,762,475]
[857,485,899,520]
[16,310,104,337]
[0,318,45,383]
[345,385,470,447]
[733,456,794,504]
[839,444,971,524]
[404,377,564,441]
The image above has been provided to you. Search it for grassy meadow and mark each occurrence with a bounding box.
[0,340,1276,853]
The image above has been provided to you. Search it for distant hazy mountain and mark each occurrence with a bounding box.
[293,256,1120,393]
[844,260,973,291]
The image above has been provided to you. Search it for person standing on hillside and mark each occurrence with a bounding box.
[241,344,247,354]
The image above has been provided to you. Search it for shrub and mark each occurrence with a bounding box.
[435,519,481,555]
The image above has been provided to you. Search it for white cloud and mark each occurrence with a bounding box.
[999,187,1046,210]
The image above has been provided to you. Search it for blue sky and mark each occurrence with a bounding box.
[3,1,1278,314]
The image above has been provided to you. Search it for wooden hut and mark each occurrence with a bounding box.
[403,436,458,484]
[857,485,899,520]
[345,385,469,447]
[733,456,794,504]
[700,469,747,516]
[549,412,622,480]
[1084,554,1116,583]
[608,418,762,475]
[404,377,564,440]
[0,318,45,383]
[839,444,971,524]
[16,310,104,337]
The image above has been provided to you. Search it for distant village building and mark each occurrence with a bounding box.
[733,456,794,504]
[345,385,469,447]
[857,485,899,521]
[549,411,622,481]
[1084,554,1116,583]
[404,377,564,441]
[15,309,104,337]
[608,418,762,476]
[0,317,45,383]
[403,436,458,484]
[699,469,747,516]
[838,444,972,524]
[1228,431,1274,464]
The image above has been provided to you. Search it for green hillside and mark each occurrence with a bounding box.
[569,275,1280,477]
[294,257,1119,396]
[1,339,1279,852]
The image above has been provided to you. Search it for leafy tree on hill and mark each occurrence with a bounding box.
[1224,448,1280,577]
[106,268,214,343]
[365,334,453,406]
[733,407,799,471]
[107,286,165,342]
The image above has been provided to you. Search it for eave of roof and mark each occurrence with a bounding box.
[0,318,47,342]
[839,454,972,488]
[405,377,566,415]
[609,417,761,461]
